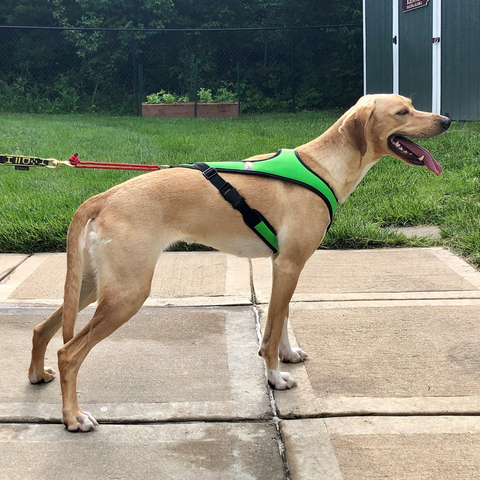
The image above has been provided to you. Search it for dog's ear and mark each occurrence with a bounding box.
[339,102,376,156]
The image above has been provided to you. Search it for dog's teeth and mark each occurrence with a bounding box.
[418,155,424,161]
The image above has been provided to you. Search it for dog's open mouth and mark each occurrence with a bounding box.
[388,135,442,176]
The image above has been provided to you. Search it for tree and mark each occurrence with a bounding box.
[51,0,174,109]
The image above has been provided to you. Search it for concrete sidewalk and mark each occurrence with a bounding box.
[1,248,480,479]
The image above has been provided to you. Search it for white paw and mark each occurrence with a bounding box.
[78,411,98,432]
[267,369,297,390]
[29,367,56,384]
[280,346,308,364]
[65,411,99,432]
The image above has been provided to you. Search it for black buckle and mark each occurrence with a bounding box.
[232,196,245,209]
[202,167,217,179]
[219,182,233,195]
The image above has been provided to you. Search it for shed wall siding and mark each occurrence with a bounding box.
[441,1,480,120]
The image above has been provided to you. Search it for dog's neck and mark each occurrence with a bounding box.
[296,124,377,204]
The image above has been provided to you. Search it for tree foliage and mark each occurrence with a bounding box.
[0,0,362,114]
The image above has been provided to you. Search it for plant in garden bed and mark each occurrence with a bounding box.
[142,87,238,118]
[214,86,237,103]
[146,90,189,104]
[197,87,213,103]
[145,87,236,104]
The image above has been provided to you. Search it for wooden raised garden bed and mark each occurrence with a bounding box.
[142,102,239,118]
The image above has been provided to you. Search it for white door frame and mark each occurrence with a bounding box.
[432,0,442,114]
[363,0,367,95]
[392,0,399,94]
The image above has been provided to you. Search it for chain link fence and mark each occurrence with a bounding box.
[0,24,362,115]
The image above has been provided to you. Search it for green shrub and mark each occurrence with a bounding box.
[197,88,213,103]
[146,87,236,105]
[161,92,177,104]
[146,89,184,104]
[214,87,237,103]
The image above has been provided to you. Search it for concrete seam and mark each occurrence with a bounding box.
[253,304,292,480]
[0,418,283,426]
[275,412,480,420]
[0,253,33,283]
[248,258,257,304]
[430,247,480,288]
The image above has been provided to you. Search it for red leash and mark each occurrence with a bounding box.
[68,153,166,172]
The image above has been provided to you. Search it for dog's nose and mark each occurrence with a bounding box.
[440,116,451,130]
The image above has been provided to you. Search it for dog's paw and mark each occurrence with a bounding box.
[267,369,297,390]
[280,347,308,364]
[63,411,98,432]
[29,367,56,384]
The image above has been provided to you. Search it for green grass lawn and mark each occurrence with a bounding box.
[1,112,479,268]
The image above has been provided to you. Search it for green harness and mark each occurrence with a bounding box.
[178,149,338,253]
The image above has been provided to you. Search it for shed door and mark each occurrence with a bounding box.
[365,0,393,94]
[397,1,432,111]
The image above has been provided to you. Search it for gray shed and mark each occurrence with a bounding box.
[363,0,480,120]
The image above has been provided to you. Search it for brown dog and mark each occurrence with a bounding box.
[28,94,450,431]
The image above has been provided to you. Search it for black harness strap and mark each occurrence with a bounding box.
[192,162,279,253]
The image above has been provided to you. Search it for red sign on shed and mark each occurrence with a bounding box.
[402,0,430,12]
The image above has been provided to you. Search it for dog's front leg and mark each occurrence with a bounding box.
[260,256,303,389]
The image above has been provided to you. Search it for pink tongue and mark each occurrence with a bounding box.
[398,137,442,176]
[423,153,442,176]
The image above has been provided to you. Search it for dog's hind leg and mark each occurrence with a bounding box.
[58,281,149,432]
[28,307,63,384]
[28,273,98,384]
[57,237,158,432]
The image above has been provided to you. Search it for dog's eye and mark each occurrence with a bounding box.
[396,110,409,116]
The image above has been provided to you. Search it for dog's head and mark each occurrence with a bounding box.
[339,94,450,176]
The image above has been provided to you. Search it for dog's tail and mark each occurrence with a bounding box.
[62,195,103,344]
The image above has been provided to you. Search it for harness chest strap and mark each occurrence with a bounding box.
[178,149,338,254]
[192,162,279,253]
